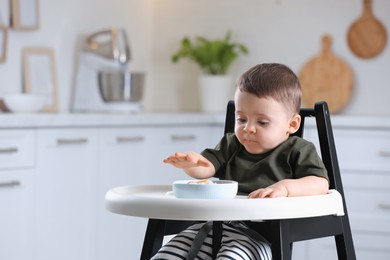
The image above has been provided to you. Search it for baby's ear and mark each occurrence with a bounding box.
[288,114,301,134]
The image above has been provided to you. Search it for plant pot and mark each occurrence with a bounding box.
[198,75,234,113]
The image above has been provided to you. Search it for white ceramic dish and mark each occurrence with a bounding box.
[3,93,46,113]
[172,180,238,199]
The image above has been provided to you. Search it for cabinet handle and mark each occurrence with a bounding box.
[116,136,145,143]
[378,203,390,210]
[379,150,390,157]
[0,147,18,154]
[0,180,21,188]
[56,138,88,145]
[170,135,196,141]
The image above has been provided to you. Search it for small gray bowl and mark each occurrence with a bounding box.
[98,70,144,102]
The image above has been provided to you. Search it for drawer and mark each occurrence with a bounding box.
[38,128,93,147]
[342,173,390,233]
[350,233,390,259]
[155,126,212,149]
[0,130,35,169]
[307,233,390,260]
[99,127,147,146]
[333,129,390,171]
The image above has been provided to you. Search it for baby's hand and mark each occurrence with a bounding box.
[163,152,211,169]
[248,182,289,198]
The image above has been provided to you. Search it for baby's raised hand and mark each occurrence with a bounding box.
[163,152,211,169]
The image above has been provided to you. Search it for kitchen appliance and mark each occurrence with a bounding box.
[71,27,144,113]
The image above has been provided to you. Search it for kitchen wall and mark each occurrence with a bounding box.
[0,0,389,115]
[148,0,390,115]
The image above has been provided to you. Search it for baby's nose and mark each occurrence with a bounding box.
[244,124,256,134]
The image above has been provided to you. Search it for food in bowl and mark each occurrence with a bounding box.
[188,179,214,185]
[173,180,238,199]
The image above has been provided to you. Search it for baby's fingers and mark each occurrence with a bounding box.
[163,153,187,163]
[248,188,272,198]
[249,189,264,198]
[163,156,176,164]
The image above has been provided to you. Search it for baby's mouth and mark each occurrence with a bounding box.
[244,138,257,143]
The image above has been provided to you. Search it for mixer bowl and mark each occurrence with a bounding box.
[98,70,144,102]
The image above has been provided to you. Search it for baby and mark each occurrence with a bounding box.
[154,63,329,260]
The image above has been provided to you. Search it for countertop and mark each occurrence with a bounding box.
[0,112,226,129]
[0,112,389,130]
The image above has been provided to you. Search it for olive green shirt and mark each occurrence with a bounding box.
[201,134,328,195]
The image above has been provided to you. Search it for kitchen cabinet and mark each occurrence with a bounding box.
[96,125,221,260]
[2,113,388,260]
[0,130,35,260]
[96,127,149,260]
[0,116,224,260]
[34,128,98,260]
[301,122,390,260]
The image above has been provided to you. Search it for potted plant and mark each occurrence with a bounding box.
[171,31,248,112]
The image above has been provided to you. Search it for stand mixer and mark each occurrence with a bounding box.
[71,27,144,113]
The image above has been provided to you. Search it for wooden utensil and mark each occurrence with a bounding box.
[299,35,354,113]
[347,0,387,59]
[0,25,8,63]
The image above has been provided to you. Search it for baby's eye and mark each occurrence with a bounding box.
[258,121,270,126]
[236,118,247,123]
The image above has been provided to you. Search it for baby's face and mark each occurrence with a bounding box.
[234,90,300,154]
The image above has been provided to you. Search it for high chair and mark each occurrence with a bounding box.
[105,101,356,260]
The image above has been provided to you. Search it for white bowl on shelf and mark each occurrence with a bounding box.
[173,180,238,199]
[2,93,46,113]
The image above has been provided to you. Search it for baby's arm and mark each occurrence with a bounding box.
[163,152,216,179]
[248,176,329,198]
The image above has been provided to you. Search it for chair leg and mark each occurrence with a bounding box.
[335,233,356,260]
[270,220,292,260]
[212,221,222,258]
[140,219,166,260]
[334,216,356,260]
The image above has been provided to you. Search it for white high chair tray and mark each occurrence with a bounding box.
[105,185,344,221]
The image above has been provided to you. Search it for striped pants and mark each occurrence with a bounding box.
[151,221,272,260]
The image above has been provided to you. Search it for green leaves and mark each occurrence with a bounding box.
[171,31,249,75]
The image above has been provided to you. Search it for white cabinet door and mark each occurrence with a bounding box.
[0,130,35,260]
[96,127,149,260]
[35,128,98,260]
[96,125,217,259]
[0,170,35,260]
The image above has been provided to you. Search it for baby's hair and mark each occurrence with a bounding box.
[236,63,302,114]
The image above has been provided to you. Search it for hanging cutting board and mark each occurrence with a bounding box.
[299,35,354,113]
[347,0,387,59]
[0,25,8,63]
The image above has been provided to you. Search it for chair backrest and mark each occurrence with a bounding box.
[224,100,346,198]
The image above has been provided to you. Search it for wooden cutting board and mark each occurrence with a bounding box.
[347,0,387,59]
[299,35,354,113]
[0,25,7,63]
